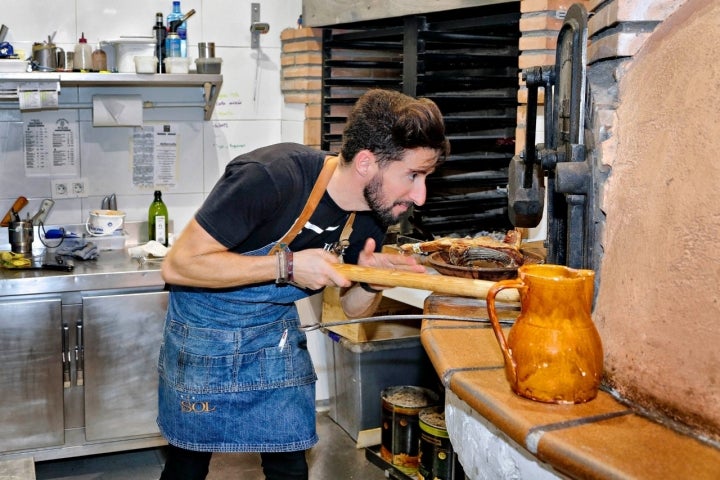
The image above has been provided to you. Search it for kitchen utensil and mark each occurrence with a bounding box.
[57,50,74,71]
[1,196,29,227]
[101,194,117,210]
[486,264,603,404]
[427,249,544,281]
[198,42,215,58]
[30,199,55,226]
[331,264,520,303]
[2,261,74,271]
[32,42,64,71]
[9,220,34,254]
[85,209,125,236]
[168,9,196,34]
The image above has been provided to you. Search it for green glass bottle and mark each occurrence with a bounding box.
[148,190,169,246]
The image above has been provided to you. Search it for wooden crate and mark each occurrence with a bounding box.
[321,286,422,342]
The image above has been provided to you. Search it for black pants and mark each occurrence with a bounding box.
[159,444,309,480]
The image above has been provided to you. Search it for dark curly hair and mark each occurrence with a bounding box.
[339,89,450,167]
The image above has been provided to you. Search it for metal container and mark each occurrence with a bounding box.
[166,33,181,58]
[380,385,439,475]
[32,42,63,71]
[324,334,434,442]
[418,407,465,480]
[198,42,215,58]
[9,220,33,254]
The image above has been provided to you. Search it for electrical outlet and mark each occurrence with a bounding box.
[51,179,70,199]
[51,178,89,199]
[71,178,89,198]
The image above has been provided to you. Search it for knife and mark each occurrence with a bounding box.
[40,263,75,271]
[1,196,29,227]
[8,263,75,272]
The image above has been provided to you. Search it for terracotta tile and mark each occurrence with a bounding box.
[449,368,630,449]
[421,325,506,382]
[538,413,720,479]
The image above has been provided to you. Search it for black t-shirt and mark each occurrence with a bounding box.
[195,143,385,264]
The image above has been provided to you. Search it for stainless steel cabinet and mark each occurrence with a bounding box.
[83,290,167,441]
[0,288,168,461]
[0,297,64,453]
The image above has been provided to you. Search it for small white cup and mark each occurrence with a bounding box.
[86,209,126,236]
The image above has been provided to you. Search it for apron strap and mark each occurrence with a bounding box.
[334,212,356,260]
[269,156,339,255]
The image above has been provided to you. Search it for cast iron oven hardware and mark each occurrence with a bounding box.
[320,3,521,237]
[507,3,594,268]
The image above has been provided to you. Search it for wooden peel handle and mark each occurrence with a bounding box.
[332,263,520,303]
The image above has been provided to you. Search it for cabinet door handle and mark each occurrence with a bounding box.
[62,323,71,388]
[75,321,84,386]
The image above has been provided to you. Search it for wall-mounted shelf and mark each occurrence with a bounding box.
[0,72,223,120]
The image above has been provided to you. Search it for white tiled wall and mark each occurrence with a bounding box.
[0,0,304,236]
[0,0,332,402]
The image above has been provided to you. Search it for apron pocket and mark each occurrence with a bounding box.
[161,319,315,393]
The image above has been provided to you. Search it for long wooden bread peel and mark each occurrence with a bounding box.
[332,263,520,303]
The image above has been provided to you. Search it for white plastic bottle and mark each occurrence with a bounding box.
[73,33,92,71]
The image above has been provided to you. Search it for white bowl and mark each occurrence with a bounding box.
[163,57,191,74]
[86,209,126,236]
[134,56,158,74]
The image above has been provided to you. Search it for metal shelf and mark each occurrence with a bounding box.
[0,72,223,120]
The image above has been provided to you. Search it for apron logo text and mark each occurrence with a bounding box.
[181,401,216,413]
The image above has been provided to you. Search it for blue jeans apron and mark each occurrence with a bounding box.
[157,242,318,453]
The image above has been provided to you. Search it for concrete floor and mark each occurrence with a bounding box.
[33,411,390,480]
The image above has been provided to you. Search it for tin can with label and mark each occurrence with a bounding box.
[418,407,465,480]
[380,386,439,475]
[165,33,181,58]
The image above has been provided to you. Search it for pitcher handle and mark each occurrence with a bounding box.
[487,279,525,385]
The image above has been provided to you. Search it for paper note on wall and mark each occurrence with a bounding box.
[23,114,79,176]
[18,86,59,110]
[132,124,178,189]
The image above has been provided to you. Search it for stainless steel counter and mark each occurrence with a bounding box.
[0,249,164,297]
[0,244,168,462]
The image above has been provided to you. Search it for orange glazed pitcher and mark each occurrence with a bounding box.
[486,264,603,404]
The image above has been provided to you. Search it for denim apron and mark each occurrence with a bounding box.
[157,242,318,453]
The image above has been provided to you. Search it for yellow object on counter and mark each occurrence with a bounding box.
[0,251,31,268]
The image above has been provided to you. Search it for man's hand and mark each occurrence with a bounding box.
[355,238,426,291]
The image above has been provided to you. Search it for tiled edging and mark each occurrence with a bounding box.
[422,295,720,479]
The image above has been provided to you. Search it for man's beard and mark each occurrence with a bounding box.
[363,173,414,227]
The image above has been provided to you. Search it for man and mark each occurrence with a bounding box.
[157,89,450,479]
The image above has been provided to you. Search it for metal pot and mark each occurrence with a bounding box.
[32,42,64,71]
[9,220,33,254]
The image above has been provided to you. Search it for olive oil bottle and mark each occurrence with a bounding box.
[148,190,169,246]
